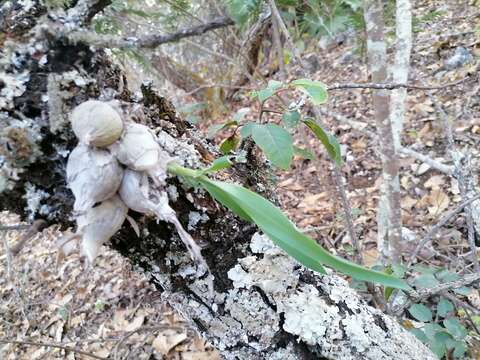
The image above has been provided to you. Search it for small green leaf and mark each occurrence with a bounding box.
[303,118,342,166]
[251,124,293,169]
[452,341,467,358]
[437,298,454,318]
[409,328,428,343]
[413,273,440,289]
[293,146,316,160]
[408,304,433,322]
[253,80,284,102]
[220,135,240,154]
[282,110,301,128]
[291,79,328,104]
[443,318,468,340]
[423,323,443,340]
[436,269,459,282]
[208,121,238,138]
[428,338,446,359]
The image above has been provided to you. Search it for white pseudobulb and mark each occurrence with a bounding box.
[119,169,213,296]
[71,100,124,147]
[110,123,172,185]
[66,144,123,213]
[77,195,128,263]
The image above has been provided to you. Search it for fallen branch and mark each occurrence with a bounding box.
[0,339,106,360]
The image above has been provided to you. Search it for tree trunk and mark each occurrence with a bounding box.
[0,1,435,359]
[363,0,403,263]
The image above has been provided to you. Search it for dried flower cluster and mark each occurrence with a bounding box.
[61,100,212,293]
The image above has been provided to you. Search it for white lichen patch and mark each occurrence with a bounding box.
[280,284,340,345]
[23,182,50,221]
[187,211,209,231]
[0,72,29,109]
[225,289,279,350]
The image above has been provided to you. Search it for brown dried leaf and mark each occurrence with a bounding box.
[152,329,188,355]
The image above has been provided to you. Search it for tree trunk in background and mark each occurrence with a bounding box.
[363,0,403,263]
[0,1,435,358]
[390,0,412,149]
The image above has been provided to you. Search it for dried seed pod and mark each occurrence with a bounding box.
[110,123,172,186]
[119,169,213,296]
[71,100,124,147]
[77,195,128,263]
[67,144,123,213]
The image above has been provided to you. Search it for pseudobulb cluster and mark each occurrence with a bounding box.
[63,100,212,293]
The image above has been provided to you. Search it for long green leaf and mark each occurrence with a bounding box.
[198,177,409,290]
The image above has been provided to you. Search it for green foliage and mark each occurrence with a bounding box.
[409,304,433,322]
[220,135,240,154]
[303,118,342,166]
[290,0,364,38]
[291,79,328,104]
[282,110,301,128]
[251,80,284,102]
[251,123,293,169]
[167,163,409,290]
[224,0,262,28]
[403,267,475,359]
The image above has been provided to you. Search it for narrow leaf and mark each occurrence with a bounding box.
[303,118,342,165]
[198,177,410,290]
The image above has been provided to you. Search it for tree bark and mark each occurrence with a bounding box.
[0,1,435,359]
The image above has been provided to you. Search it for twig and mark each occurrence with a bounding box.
[406,194,480,268]
[10,220,47,256]
[327,77,470,91]
[1,230,13,280]
[318,108,454,175]
[64,16,234,49]
[398,147,454,175]
[0,339,106,359]
[409,272,480,302]
[393,272,480,315]
[0,224,31,231]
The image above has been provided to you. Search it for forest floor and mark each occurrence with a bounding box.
[1,0,480,358]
